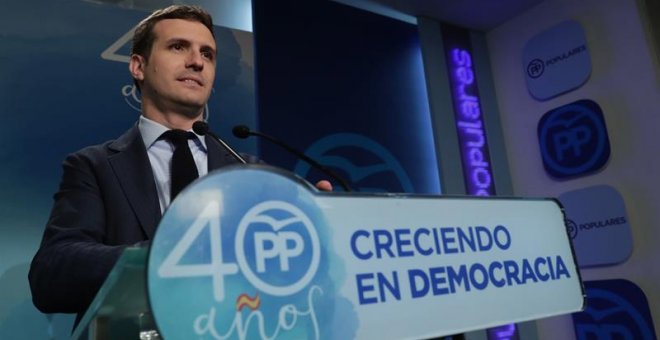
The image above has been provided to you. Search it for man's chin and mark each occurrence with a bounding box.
[173,100,208,118]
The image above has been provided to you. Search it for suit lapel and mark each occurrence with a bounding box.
[104,130,245,240]
[206,135,239,171]
[107,125,161,239]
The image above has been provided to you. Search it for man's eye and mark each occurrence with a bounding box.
[202,51,214,60]
[171,43,183,50]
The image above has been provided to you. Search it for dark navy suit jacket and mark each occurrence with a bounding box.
[28,124,254,318]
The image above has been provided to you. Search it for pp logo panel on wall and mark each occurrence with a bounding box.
[538,99,611,178]
[294,133,414,193]
[523,20,591,100]
[558,185,632,267]
[573,279,657,340]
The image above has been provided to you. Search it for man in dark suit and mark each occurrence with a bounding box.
[27,5,313,322]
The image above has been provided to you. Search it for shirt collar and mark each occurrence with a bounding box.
[138,115,208,150]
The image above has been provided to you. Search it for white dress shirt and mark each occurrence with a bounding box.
[138,116,208,213]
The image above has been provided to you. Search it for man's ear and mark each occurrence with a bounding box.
[129,54,145,82]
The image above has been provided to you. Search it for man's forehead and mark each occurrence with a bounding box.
[152,19,216,47]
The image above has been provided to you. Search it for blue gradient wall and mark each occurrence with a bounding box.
[0,0,256,338]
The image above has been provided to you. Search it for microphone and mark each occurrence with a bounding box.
[232,125,352,192]
[193,121,247,164]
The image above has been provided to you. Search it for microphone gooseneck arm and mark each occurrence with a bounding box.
[232,125,352,192]
[193,121,247,164]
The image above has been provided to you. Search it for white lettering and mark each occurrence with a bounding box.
[194,286,323,340]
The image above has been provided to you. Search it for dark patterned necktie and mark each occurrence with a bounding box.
[162,129,199,199]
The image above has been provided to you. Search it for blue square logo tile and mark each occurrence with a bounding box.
[523,20,591,100]
[573,280,657,340]
[538,99,610,178]
[558,185,632,267]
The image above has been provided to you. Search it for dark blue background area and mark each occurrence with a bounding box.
[0,1,144,213]
[252,0,440,194]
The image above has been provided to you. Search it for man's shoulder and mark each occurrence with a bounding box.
[72,140,114,159]
[66,125,141,164]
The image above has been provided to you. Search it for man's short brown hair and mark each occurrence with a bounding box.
[131,5,214,60]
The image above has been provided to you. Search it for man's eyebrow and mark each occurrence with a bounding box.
[164,38,216,52]
[200,44,216,54]
[164,37,190,45]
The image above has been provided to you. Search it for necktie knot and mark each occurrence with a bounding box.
[162,129,195,146]
[161,129,199,200]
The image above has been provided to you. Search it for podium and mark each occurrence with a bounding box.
[71,248,154,340]
[72,165,584,340]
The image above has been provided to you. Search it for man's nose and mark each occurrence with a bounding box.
[186,51,204,71]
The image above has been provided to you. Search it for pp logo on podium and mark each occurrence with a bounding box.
[148,167,345,340]
[157,199,320,301]
[236,200,320,296]
[537,99,610,178]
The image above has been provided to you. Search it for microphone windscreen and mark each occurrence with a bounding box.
[192,121,209,135]
[232,125,251,139]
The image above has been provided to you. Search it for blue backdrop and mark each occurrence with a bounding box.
[252,0,440,194]
[0,0,256,338]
